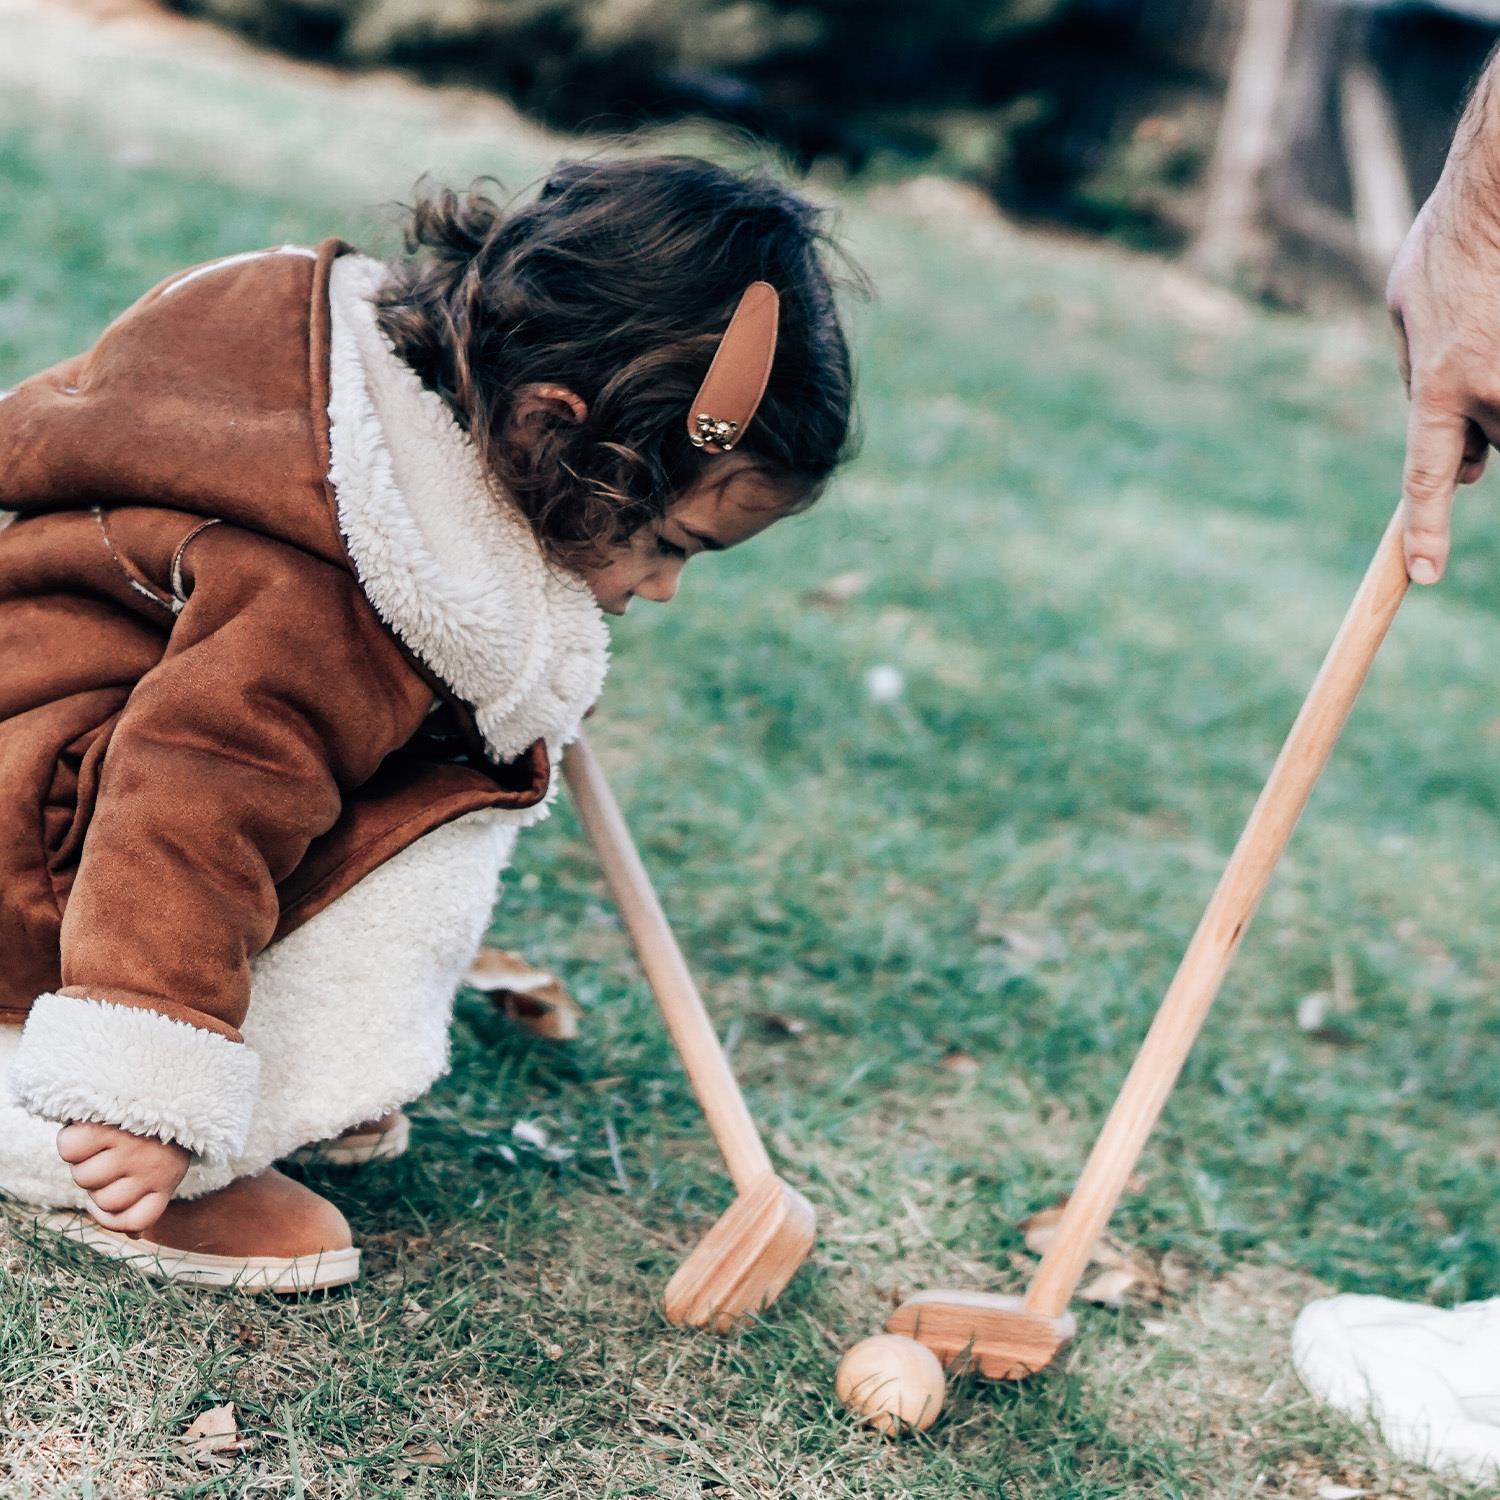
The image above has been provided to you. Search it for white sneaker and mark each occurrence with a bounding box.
[1293,1294,1500,1483]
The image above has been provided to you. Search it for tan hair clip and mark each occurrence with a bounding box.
[686,281,780,453]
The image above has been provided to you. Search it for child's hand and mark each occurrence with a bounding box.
[56,1122,191,1234]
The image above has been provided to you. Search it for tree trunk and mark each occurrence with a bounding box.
[1340,51,1414,289]
[1188,0,1301,282]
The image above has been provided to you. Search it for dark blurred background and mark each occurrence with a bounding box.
[161,0,1500,303]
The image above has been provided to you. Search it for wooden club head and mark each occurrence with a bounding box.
[663,1173,816,1333]
[885,1290,1076,1381]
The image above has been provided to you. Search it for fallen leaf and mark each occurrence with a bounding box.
[1316,1485,1372,1499]
[511,1119,575,1163]
[1158,1252,1195,1295]
[939,1048,979,1075]
[178,1404,247,1466]
[1018,1200,1164,1299]
[973,909,1062,964]
[756,1011,806,1039]
[805,569,871,609]
[400,1296,430,1330]
[1018,1200,1069,1256]
[404,1440,450,1466]
[466,947,551,994]
[1079,1267,1142,1306]
[496,987,581,1041]
[465,947,581,1041]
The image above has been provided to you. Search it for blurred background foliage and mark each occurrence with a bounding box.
[166,0,1074,175]
[5,2,1500,1489]
[161,0,1500,303]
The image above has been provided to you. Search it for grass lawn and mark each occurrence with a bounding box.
[1,4,1497,1496]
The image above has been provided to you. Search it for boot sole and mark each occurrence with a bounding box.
[287,1111,411,1168]
[31,1210,361,1294]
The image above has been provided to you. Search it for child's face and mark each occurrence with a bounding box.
[575,456,794,616]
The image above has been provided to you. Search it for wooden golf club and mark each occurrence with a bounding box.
[562,733,815,1332]
[888,506,1411,1378]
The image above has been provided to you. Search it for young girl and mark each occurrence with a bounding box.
[0,154,858,1291]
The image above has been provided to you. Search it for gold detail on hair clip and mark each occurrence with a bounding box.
[690,412,740,452]
[686,282,778,455]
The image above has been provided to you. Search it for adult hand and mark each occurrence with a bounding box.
[1386,67,1500,585]
[56,1120,191,1234]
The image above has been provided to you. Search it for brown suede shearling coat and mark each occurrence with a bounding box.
[0,240,589,1154]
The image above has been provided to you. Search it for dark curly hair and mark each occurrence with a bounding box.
[373,151,866,564]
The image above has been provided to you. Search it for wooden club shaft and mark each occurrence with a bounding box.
[562,733,774,1194]
[1025,508,1409,1319]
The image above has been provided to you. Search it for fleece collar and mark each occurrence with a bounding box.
[325,253,610,824]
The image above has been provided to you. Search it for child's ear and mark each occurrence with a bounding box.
[512,383,588,431]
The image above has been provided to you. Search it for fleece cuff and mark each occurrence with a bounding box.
[6,993,260,1163]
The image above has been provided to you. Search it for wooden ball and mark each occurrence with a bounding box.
[835,1334,946,1436]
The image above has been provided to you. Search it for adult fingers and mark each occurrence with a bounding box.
[1458,418,1489,485]
[1389,304,1412,396]
[1401,397,1467,584]
[1458,453,1488,486]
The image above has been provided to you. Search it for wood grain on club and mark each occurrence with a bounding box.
[1025,507,1410,1319]
[886,1292,1075,1380]
[561,734,773,1193]
[663,1173,816,1331]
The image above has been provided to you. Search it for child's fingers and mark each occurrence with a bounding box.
[87,1190,170,1237]
[56,1121,118,1164]
[84,1186,151,1233]
[67,1150,127,1191]
[86,1176,147,1214]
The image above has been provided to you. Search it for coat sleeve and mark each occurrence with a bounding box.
[8,520,435,1163]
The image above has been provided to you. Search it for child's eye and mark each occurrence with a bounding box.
[655,534,688,560]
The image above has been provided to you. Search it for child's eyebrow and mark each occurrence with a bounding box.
[679,525,727,552]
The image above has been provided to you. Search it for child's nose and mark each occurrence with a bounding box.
[634,565,682,605]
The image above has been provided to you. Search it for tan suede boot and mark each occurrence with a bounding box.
[35,1167,359,1293]
[288,1108,410,1168]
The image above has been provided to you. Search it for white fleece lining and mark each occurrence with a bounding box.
[0,812,513,1207]
[325,254,611,827]
[175,808,517,1197]
[7,993,260,1164]
[0,254,610,1200]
